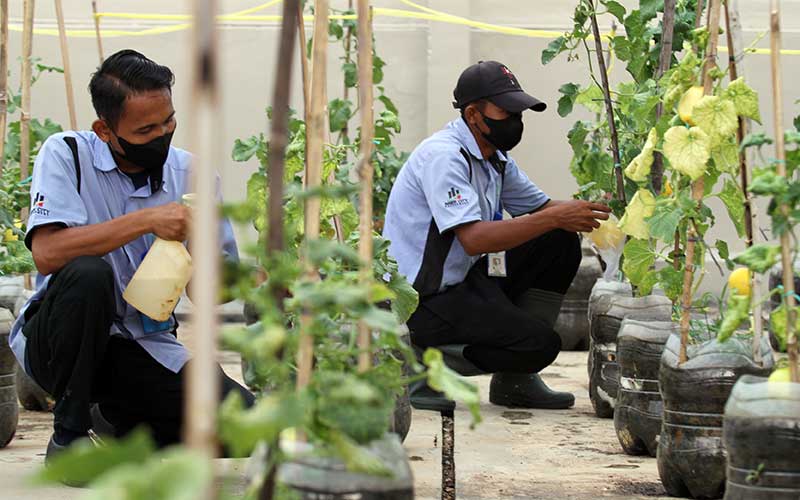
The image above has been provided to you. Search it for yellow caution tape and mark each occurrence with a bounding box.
[7,0,800,56]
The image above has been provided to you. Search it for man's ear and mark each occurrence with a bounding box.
[92,119,113,143]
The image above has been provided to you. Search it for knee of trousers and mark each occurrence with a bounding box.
[59,256,116,304]
[547,229,582,270]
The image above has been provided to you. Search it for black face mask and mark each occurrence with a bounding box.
[109,130,174,172]
[480,113,523,151]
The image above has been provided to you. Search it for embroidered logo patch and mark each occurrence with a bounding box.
[444,187,469,208]
[31,192,50,216]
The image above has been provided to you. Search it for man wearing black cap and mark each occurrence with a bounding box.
[383,61,610,410]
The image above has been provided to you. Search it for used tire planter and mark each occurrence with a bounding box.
[0,307,18,448]
[15,362,52,412]
[614,319,677,457]
[657,334,774,499]
[587,280,672,418]
[723,375,800,500]
[554,240,602,351]
[0,276,23,312]
[278,432,414,499]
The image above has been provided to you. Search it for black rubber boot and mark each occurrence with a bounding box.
[489,372,575,409]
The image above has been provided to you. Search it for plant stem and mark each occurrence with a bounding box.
[589,2,625,205]
[651,0,676,194]
[769,0,798,382]
[356,1,374,373]
[679,0,722,365]
[54,0,77,131]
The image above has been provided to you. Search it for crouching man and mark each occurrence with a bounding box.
[8,50,254,460]
[383,61,610,410]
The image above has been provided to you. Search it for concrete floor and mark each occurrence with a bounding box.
[0,336,674,500]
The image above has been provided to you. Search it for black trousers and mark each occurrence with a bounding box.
[407,229,582,374]
[23,256,255,447]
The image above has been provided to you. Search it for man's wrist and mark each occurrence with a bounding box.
[136,207,155,236]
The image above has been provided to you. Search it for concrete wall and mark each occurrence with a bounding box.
[6,0,800,287]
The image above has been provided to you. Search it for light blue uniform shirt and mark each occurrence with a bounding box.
[382,118,549,296]
[9,131,238,375]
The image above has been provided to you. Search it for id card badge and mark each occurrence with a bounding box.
[140,312,172,334]
[488,251,507,277]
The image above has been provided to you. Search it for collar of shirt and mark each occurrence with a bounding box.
[452,117,509,169]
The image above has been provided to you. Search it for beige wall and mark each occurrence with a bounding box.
[7,0,800,289]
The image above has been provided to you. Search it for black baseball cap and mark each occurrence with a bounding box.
[453,60,546,113]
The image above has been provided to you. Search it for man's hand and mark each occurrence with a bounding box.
[147,202,192,241]
[542,200,611,233]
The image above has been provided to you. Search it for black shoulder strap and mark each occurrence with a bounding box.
[62,136,81,194]
[458,148,473,183]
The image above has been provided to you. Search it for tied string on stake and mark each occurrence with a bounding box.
[8,0,800,56]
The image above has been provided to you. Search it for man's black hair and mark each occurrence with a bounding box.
[89,49,174,130]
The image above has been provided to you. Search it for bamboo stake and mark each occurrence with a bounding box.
[296,0,328,392]
[341,0,354,142]
[650,0,676,194]
[19,0,34,221]
[54,0,77,130]
[589,2,625,205]
[356,2,374,373]
[92,0,104,64]
[296,2,310,122]
[679,0,722,364]
[769,0,798,383]
[267,0,300,257]
[185,0,222,472]
[724,0,763,365]
[0,0,9,174]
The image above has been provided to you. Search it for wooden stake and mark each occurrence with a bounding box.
[650,0,676,194]
[92,0,104,64]
[54,0,77,130]
[185,0,222,473]
[589,3,625,205]
[19,0,34,220]
[0,0,9,174]
[267,0,300,257]
[296,2,310,123]
[296,0,329,392]
[679,0,722,364]
[724,0,763,365]
[769,0,798,383]
[356,2,374,373]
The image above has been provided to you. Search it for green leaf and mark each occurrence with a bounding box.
[622,238,655,285]
[541,36,567,65]
[711,134,740,174]
[692,95,738,147]
[218,391,306,457]
[646,197,682,243]
[663,126,711,180]
[769,305,799,352]
[625,128,657,182]
[619,189,656,239]
[377,94,398,115]
[327,430,393,477]
[423,348,481,426]
[387,273,419,324]
[740,132,773,152]
[567,120,590,156]
[602,0,627,22]
[723,77,761,124]
[638,0,662,21]
[718,179,746,238]
[35,429,156,486]
[373,55,386,84]
[329,98,353,133]
[557,82,580,117]
[343,61,357,89]
[749,169,788,196]
[575,84,605,114]
[231,135,263,162]
[328,19,344,39]
[656,266,684,302]
[717,293,750,342]
[733,244,781,273]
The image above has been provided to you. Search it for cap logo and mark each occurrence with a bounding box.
[500,66,518,87]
